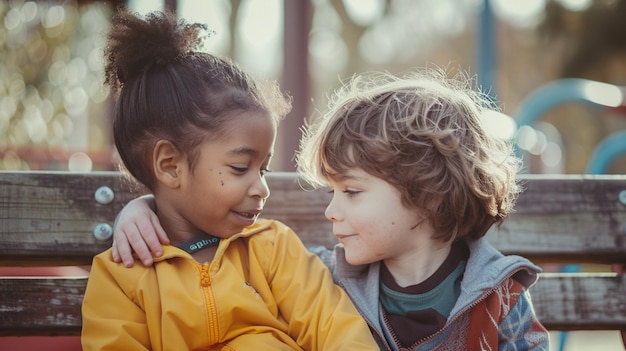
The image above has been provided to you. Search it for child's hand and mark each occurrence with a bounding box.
[112,195,169,267]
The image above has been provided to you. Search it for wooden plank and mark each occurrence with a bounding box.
[2,172,626,265]
[0,171,140,266]
[487,174,626,264]
[0,274,623,335]
[0,277,85,336]
[266,173,626,264]
[530,273,626,330]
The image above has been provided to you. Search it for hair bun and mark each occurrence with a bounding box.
[104,9,209,92]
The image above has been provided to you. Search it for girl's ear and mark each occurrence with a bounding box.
[153,140,185,189]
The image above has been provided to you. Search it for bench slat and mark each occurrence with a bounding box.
[2,172,626,265]
[530,273,626,330]
[0,172,138,266]
[265,173,626,264]
[0,274,623,336]
[487,175,626,264]
[0,277,85,336]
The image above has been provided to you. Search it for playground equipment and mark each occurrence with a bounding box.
[513,78,626,351]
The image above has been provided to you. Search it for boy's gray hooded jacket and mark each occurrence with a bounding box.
[311,237,550,351]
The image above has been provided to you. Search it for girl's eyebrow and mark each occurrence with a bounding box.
[228,146,258,156]
[228,146,273,161]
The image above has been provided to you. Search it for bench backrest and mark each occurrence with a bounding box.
[1,171,625,335]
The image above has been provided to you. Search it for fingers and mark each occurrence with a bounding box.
[136,213,165,263]
[111,194,165,267]
[154,215,171,246]
[112,239,121,263]
[127,219,156,267]
[113,225,141,268]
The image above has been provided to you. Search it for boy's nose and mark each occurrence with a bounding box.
[324,198,341,222]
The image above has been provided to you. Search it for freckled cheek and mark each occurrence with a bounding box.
[367,219,396,233]
[213,169,224,187]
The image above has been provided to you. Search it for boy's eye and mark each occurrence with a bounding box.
[343,189,360,197]
[326,187,359,196]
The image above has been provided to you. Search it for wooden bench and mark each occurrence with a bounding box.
[1,171,625,337]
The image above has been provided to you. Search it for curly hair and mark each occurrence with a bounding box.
[297,68,522,242]
[104,10,290,190]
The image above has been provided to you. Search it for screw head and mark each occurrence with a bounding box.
[619,190,626,206]
[94,186,115,205]
[93,223,113,240]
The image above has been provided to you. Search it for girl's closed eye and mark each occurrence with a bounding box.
[231,165,272,176]
[230,165,248,174]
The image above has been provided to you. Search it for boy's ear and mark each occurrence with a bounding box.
[153,140,185,189]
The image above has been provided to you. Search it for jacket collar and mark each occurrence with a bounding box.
[331,237,542,320]
[153,219,273,263]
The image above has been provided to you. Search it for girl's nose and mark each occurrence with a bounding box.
[251,175,270,199]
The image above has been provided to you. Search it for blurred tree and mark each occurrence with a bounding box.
[540,0,626,81]
[330,0,389,74]
[532,0,626,174]
[226,0,241,60]
[0,1,116,170]
[7,0,626,174]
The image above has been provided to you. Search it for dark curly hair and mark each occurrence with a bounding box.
[104,10,290,190]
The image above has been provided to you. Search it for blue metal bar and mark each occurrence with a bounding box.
[515,78,624,127]
[515,78,625,351]
[477,0,495,100]
[586,130,626,174]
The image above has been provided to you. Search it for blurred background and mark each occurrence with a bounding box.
[2,0,626,174]
[1,0,625,349]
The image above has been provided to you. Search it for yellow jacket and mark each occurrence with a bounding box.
[81,219,377,351]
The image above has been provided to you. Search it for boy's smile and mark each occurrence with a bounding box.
[325,168,451,286]
[325,168,426,264]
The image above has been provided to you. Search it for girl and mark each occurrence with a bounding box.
[80,9,377,351]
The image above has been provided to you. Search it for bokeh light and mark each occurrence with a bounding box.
[0,1,113,170]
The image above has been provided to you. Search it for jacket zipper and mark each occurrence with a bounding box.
[406,269,522,350]
[363,267,522,351]
[199,262,220,344]
[407,287,495,349]
[381,309,406,350]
